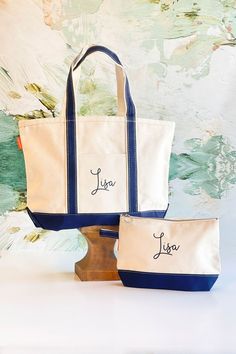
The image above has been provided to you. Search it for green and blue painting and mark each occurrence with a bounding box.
[0,0,235,252]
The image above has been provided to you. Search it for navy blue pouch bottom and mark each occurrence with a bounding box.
[118,270,218,291]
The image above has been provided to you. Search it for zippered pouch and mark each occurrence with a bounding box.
[100,215,221,291]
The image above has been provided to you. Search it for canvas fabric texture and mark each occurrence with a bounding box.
[113,215,221,291]
[18,45,175,230]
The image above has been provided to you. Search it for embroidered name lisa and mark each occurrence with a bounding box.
[90,168,116,195]
[153,232,180,260]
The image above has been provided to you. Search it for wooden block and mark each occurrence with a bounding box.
[75,225,120,281]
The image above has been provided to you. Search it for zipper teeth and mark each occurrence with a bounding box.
[121,214,218,222]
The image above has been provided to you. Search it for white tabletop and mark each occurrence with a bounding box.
[0,248,235,354]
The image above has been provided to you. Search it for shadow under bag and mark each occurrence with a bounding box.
[19,45,175,231]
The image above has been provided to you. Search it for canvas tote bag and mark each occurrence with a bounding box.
[18,45,175,231]
[100,215,221,291]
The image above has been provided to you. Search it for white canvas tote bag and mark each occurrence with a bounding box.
[100,215,221,291]
[19,45,175,231]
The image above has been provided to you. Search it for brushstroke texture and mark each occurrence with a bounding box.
[0,0,235,250]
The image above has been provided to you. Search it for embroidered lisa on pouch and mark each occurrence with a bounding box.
[101,215,221,291]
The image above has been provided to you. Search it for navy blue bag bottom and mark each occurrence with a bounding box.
[26,208,167,231]
[118,270,219,291]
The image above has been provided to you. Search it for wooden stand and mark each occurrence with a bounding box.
[75,225,120,281]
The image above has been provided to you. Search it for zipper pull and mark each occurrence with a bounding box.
[121,213,132,223]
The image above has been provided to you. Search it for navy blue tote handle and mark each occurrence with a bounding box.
[65,45,138,214]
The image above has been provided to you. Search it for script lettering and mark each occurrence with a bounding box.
[90,168,116,195]
[153,232,180,260]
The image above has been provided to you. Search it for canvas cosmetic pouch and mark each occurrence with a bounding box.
[100,215,221,291]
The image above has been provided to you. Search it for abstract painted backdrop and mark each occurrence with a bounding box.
[0,0,235,255]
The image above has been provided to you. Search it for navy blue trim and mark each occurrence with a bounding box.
[100,229,119,239]
[26,208,167,231]
[66,68,77,213]
[118,270,219,291]
[66,45,138,214]
[125,78,137,212]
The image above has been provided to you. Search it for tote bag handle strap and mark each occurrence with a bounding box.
[66,45,136,121]
[65,45,138,214]
[61,57,126,117]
